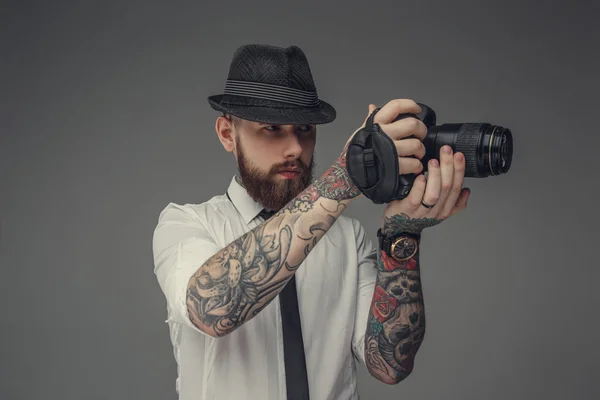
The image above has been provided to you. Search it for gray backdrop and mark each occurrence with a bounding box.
[2,0,599,399]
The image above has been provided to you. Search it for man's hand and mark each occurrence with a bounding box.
[366,99,470,234]
[339,99,428,202]
[382,144,470,234]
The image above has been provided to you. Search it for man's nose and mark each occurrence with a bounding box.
[283,132,303,159]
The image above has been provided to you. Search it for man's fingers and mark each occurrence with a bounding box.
[440,152,466,217]
[436,145,455,207]
[404,174,427,210]
[422,158,441,208]
[395,138,426,159]
[398,157,423,175]
[374,99,422,125]
[380,117,427,141]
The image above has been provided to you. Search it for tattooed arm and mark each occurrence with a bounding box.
[185,145,362,337]
[364,214,441,384]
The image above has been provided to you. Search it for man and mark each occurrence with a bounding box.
[152,44,470,400]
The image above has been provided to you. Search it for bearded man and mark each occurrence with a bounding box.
[152,44,469,400]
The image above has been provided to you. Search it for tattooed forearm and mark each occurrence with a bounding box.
[313,142,362,201]
[186,219,294,337]
[365,251,425,383]
[365,213,440,384]
[186,158,360,338]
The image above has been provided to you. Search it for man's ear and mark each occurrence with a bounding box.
[215,115,236,153]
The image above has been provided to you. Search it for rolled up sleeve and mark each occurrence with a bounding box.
[152,203,222,336]
[351,219,378,365]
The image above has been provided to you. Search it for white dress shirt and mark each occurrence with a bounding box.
[152,176,379,400]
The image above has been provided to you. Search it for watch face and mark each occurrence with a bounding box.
[391,237,418,261]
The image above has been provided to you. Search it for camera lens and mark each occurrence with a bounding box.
[421,123,513,177]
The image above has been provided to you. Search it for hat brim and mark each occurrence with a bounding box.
[208,95,336,125]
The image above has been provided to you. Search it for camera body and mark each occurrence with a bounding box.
[345,102,513,204]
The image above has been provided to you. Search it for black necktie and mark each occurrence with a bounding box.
[259,209,310,400]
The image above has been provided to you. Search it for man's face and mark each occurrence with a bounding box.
[229,117,316,211]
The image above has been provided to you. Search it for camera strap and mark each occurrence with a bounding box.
[346,107,415,203]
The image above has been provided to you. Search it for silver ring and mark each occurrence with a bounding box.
[421,200,435,209]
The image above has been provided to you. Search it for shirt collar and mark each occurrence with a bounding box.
[226,175,265,224]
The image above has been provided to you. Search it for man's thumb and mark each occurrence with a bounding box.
[362,104,376,125]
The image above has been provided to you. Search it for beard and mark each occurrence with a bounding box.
[235,144,314,212]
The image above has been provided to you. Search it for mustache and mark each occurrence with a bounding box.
[271,160,309,173]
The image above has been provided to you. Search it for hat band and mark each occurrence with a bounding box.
[224,79,320,107]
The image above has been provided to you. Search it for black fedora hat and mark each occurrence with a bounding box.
[208,44,336,125]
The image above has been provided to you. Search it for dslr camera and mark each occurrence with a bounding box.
[346,102,513,204]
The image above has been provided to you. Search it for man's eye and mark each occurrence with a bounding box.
[262,125,314,133]
[298,125,314,132]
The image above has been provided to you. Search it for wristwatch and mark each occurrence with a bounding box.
[377,229,420,261]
